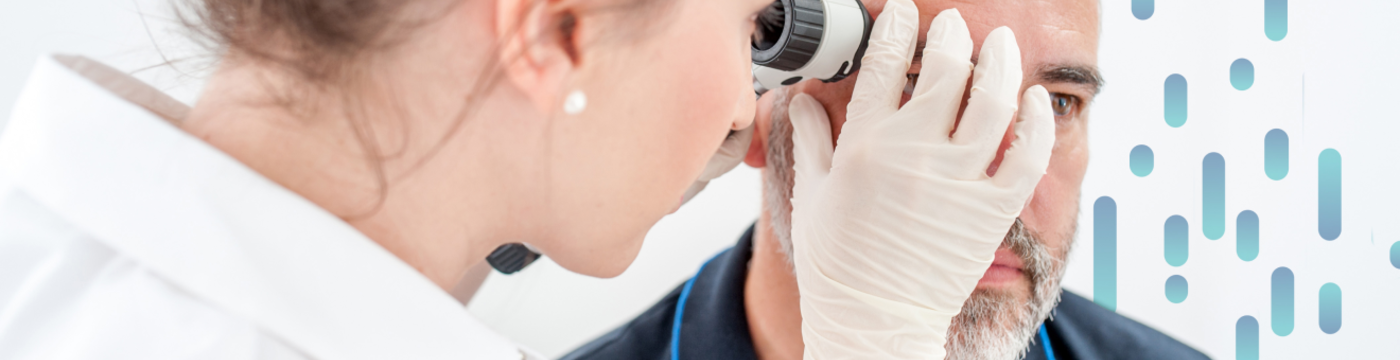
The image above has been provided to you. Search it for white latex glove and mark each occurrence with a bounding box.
[680,124,755,205]
[787,2,1055,359]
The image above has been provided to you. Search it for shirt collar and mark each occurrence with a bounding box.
[0,55,525,360]
[674,225,759,359]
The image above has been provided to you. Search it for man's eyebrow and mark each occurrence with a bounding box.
[908,41,1106,96]
[912,40,925,66]
[1038,65,1105,95]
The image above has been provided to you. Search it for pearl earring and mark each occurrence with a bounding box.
[563,90,587,115]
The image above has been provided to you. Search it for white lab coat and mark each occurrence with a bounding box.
[0,55,543,360]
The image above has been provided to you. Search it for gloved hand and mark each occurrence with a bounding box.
[680,124,755,205]
[787,2,1055,359]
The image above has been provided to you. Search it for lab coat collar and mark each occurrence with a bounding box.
[0,55,525,359]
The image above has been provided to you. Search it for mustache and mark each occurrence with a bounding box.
[1001,217,1062,293]
[944,218,1069,360]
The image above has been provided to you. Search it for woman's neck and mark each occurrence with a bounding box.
[181,62,537,290]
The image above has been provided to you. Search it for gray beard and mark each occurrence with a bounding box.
[762,87,1069,359]
[944,218,1067,360]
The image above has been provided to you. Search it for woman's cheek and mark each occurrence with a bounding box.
[653,6,751,193]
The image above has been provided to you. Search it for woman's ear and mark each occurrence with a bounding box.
[496,0,580,114]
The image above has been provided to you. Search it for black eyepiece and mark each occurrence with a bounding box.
[486,243,540,274]
[750,0,825,72]
[753,0,787,51]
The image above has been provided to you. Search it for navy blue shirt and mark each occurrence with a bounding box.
[563,226,1210,360]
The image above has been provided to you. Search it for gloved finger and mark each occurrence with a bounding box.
[680,125,755,205]
[679,180,709,206]
[902,8,974,140]
[951,27,1023,176]
[697,125,755,181]
[993,85,1055,202]
[846,0,919,122]
[789,93,834,182]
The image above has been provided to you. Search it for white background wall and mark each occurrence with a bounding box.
[2,0,1396,358]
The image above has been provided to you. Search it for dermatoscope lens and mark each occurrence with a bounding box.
[753,0,786,51]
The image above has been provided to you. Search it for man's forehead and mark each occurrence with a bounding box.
[812,0,1102,99]
[912,0,1099,34]
[860,0,1099,33]
[858,0,1100,64]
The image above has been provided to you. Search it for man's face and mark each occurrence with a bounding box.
[756,0,1100,358]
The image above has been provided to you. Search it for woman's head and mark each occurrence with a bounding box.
[185,0,763,282]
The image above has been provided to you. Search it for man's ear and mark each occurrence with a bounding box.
[496,0,580,114]
[744,92,775,168]
[744,128,766,168]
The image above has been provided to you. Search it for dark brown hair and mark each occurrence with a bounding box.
[183,0,673,215]
[187,0,671,84]
[191,0,420,82]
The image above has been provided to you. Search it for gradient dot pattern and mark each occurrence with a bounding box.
[1165,275,1188,303]
[1130,145,1154,177]
[1232,59,1255,91]
[1266,0,1288,41]
[1272,267,1294,336]
[1319,283,1342,334]
[1202,153,1226,240]
[1132,0,1154,20]
[1319,149,1342,240]
[1237,316,1259,360]
[1392,242,1400,269]
[1094,196,1117,311]
[1164,215,1188,267]
[1265,129,1289,180]
[1164,74,1188,128]
[1237,210,1259,261]
[1118,3,1360,356]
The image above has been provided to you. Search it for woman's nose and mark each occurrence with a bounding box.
[732,73,758,130]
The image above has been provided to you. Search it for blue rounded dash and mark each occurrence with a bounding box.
[1130,145,1154,177]
[1390,242,1400,269]
[1093,196,1118,312]
[1164,74,1188,128]
[1237,211,1259,261]
[1272,267,1295,336]
[1132,0,1154,20]
[1265,129,1289,180]
[1266,0,1288,41]
[1203,153,1226,240]
[1319,283,1342,334]
[1319,149,1342,240]
[1237,316,1259,360]
[1231,59,1255,90]
[1165,275,1188,303]
[1164,215,1188,267]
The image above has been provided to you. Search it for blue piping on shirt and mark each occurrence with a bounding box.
[670,249,729,360]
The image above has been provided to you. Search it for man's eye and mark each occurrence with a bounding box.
[1050,93,1078,118]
